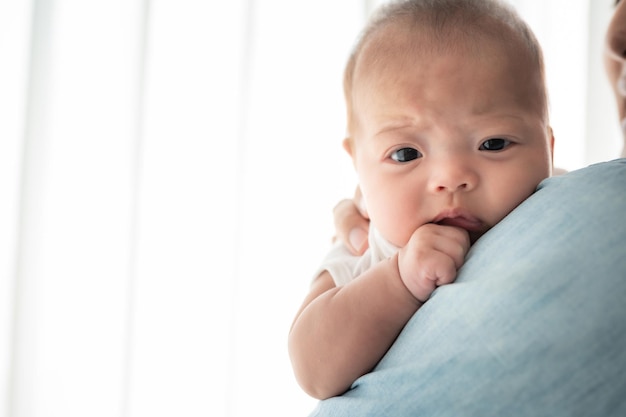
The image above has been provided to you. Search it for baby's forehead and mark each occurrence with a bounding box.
[360,17,522,65]
[353,18,541,91]
[350,20,548,122]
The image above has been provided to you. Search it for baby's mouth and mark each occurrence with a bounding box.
[432,209,488,244]
[436,216,483,232]
[432,208,484,232]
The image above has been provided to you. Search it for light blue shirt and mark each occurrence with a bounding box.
[310,159,626,417]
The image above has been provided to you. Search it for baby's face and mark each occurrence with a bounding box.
[345,28,553,247]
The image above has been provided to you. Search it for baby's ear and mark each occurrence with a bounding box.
[342,137,354,157]
[547,126,568,175]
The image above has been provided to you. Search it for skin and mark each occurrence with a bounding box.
[289,22,553,400]
[338,1,626,257]
[346,26,552,250]
[605,0,626,158]
[332,187,370,254]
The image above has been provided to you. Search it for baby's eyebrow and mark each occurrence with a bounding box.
[374,116,425,135]
[377,124,411,135]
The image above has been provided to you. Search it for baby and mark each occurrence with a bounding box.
[289,0,554,400]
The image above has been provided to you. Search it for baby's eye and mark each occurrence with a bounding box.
[479,138,511,151]
[391,147,422,162]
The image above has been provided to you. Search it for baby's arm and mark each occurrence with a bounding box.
[289,224,469,400]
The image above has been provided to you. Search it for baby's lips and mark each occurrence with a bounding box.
[436,216,483,232]
[432,208,484,232]
[434,216,486,245]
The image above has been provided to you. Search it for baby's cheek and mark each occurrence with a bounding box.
[499,184,537,220]
[376,207,416,247]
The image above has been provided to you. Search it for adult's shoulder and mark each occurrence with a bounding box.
[310,159,626,417]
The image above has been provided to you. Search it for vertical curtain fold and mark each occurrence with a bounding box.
[7,0,146,415]
[1,2,34,416]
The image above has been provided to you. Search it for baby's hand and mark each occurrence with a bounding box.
[397,224,470,303]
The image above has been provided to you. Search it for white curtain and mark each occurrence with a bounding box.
[508,0,621,168]
[0,1,620,417]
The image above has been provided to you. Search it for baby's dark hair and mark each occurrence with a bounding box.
[343,0,547,135]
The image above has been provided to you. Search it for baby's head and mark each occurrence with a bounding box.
[343,0,549,135]
[342,0,554,246]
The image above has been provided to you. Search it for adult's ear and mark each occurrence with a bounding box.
[548,126,555,159]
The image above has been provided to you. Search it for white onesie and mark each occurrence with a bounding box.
[313,227,399,287]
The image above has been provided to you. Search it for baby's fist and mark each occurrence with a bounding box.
[397,224,470,302]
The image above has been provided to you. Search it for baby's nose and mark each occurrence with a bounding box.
[428,158,478,194]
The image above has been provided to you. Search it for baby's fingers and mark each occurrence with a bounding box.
[332,199,370,255]
[431,226,470,268]
[398,248,457,302]
[424,250,459,286]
